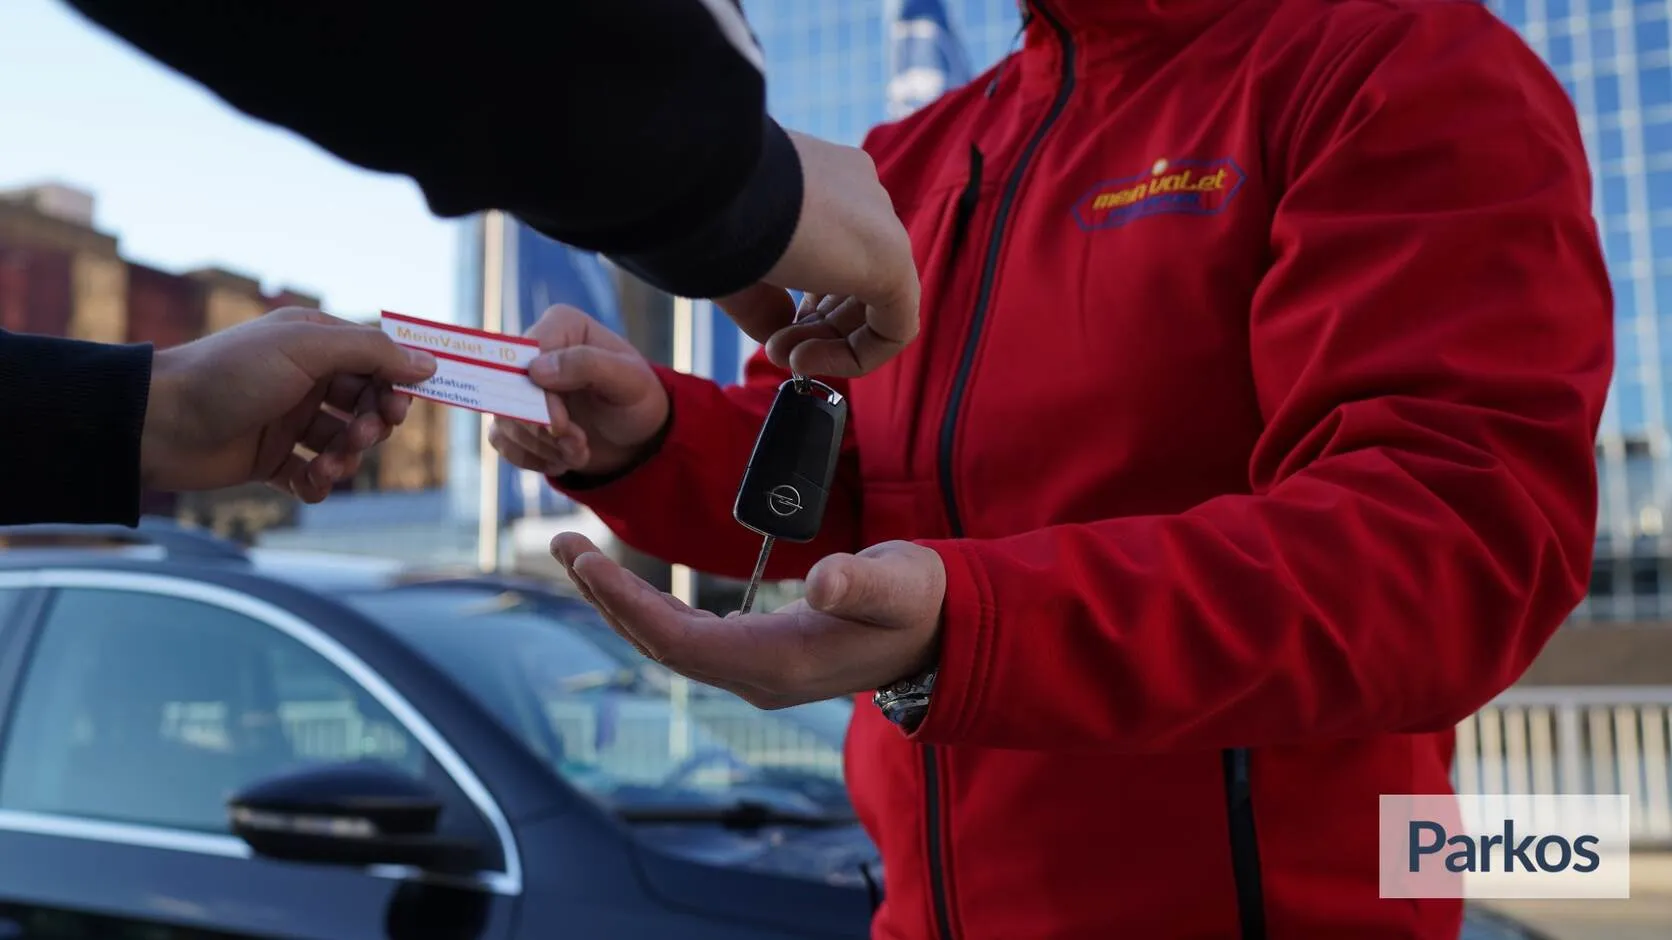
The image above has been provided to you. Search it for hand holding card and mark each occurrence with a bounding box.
[141,307,436,502]
[489,304,670,480]
[380,311,550,425]
[387,307,670,481]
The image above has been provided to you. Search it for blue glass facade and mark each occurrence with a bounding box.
[1488,0,1672,619]
[1488,1,1671,437]
[750,0,1022,146]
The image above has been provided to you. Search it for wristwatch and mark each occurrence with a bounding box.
[873,666,937,733]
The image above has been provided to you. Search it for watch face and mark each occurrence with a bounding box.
[894,700,931,733]
[874,668,937,729]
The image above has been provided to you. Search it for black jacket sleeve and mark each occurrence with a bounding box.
[0,331,151,526]
[62,0,804,300]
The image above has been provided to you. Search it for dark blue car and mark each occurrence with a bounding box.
[0,519,1545,940]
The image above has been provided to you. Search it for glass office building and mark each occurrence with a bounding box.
[749,0,1024,146]
[1486,0,1672,621]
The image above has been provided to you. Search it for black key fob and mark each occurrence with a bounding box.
[733,378,848,543]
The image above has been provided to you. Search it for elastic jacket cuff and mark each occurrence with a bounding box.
[551,399,676,492]
[905,538,996,745]
[0,333,152,526]
[549,364,690,496]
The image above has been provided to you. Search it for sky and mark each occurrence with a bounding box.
[0,0,456,321]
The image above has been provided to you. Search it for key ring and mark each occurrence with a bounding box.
[786,373,844,406]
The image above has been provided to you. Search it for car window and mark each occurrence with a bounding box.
[345,586,853,815]
[0,587,426,833]
[0,588,24,632]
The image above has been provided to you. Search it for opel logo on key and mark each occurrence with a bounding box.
[767,484,803,517]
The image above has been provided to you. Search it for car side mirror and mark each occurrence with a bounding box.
[228,761,485,875]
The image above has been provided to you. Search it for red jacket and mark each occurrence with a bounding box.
[558,0,1612,936]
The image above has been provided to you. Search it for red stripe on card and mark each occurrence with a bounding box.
[398,387,550,426]
[382,310,540,347]
[398,344,533,376]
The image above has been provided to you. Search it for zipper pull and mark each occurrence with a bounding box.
[948,144,985,257]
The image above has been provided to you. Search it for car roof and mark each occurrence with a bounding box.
[0,518,572,601]
[245,547,413,591]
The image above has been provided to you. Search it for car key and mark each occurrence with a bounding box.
[733,375,848,614]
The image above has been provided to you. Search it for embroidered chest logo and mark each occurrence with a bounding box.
[1072,157,1246,231]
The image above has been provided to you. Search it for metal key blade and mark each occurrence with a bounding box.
[738,535,776,614]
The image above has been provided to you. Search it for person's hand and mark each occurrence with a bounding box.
[140,307,436,501]
[488,304,669,479]
[762,294,876,374]
[551,532,946,709]
[716,130,920,379]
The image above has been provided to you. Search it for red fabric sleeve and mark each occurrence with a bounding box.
[912,4,1613,751]
[551,351,863,581]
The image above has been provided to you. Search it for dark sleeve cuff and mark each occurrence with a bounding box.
[0,332,153,526]
[607,116,803,299]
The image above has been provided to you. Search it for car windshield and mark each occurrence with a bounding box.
[338,585,855,819]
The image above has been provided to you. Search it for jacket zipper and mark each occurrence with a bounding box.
[918,140,982,940]
[1222,748,1268,939]
[935,0,1074,537]
[925,3,1076,939]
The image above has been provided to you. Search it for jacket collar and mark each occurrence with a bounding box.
[1023,0,1240,34]
[1014,0,1246,90]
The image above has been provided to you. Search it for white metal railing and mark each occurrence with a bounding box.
[1457,687,1672,846]
[164,698,843,788]
[274,700,413,764]
[540,700,844,785]
[200,691,1672,847]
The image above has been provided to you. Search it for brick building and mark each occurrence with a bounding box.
[0,182,449,540]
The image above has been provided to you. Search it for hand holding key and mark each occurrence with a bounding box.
[542,290,942,707]
[548,291,944,707]
[733,374,848,613]
[551,531,946,710]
